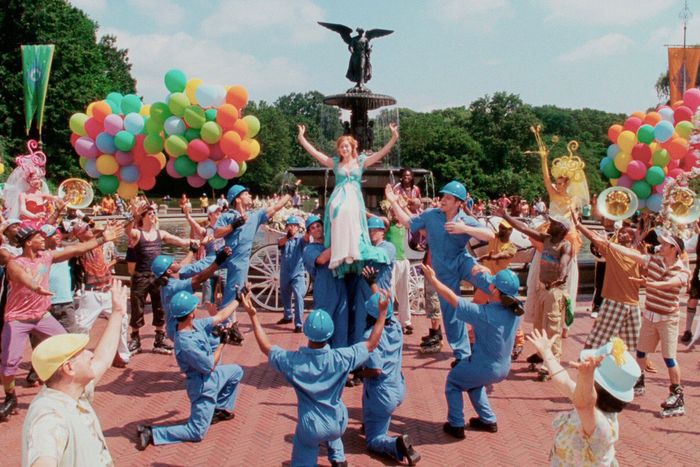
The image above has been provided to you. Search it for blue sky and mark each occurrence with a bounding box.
[70,0,698,114]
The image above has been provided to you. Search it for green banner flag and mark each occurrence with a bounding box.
[22,44,55,135]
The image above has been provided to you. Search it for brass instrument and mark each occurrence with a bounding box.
[597,186,638,221]
[668,186,700,224]
[58,178,94,209]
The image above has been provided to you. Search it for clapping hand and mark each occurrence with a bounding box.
[525,328,557,358]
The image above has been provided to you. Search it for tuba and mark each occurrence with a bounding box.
[597,186,638,221]
[667,186,700,225]
[58,178,94,209]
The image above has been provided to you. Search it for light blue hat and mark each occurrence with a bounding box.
[367,217,386,230]
[227,185,248,204]
[365,292,394,320]
[579,340,641,403]
[439,181,467,201]
[170,291,200,319]
[303,309,335,343]
[151,255,174,278]
[305,215,322,230]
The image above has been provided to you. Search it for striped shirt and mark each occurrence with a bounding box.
[644,255,688,315]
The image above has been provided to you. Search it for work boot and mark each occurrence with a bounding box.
[211,409,235,425]
[136,425,153,450]
[0,393,18,421]
[468,417,498,433]
[128,332,142,356]
[442,422,465,439]
[153,330,174,355]
[680,330,692,344]
[419,336,443,354]
[276,317,293,325]
[396,434,421,465]
[403,324,414,335]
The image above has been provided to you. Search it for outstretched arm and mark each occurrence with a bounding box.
[297,124,334,168]
[243,290,273,356]
[527,328,576,398]
[495,207,547,243]
[91,280,129,383]
[265,180,301,219]
[184,206,206,238]
[363,123,399,167]
[422,264,459,309]
[52,224,124,263]
[384,184,412,229]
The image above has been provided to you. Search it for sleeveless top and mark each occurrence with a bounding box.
[134,230,162,273]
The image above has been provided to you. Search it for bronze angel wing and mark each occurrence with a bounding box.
[365,29,394,41]
[317,22,353,45]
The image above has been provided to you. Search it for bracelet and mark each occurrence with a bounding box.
[549,367,567,379]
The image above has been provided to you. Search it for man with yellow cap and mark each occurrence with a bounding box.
[21,280,128,467]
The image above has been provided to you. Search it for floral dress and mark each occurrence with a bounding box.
[550,409,618,466]
[323,154,388,277]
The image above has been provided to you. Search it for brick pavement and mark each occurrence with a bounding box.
[2,294,699,466]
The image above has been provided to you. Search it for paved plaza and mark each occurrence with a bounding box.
[2,294,699,466]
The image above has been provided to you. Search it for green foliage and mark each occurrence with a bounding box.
[0,0,135,181]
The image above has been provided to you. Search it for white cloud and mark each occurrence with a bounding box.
[558,33,634,62]
[429,0,513,31]
[541,0,677,26]
[126,0,186,30]
[200,0,326,44]
[101,27,309,103]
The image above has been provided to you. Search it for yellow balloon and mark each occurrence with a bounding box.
[617,130,636,154]
[140,104,151,117]
[0,163,5,175]
[185,78,203,106]
[614,152,631,172]
[96,155,119,175]
[118,182,139,199]
[86,102,96,117]
[610,178,619,186]
[649,142,660,153]
[247,139,261,160]
[153,152,166,170]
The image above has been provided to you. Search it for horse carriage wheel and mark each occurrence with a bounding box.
[247,243,310,312]
[408,261,425,316]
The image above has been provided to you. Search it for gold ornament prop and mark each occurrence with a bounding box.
[58,178,94,209]
[597,186,638,221]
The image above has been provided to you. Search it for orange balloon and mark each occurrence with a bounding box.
[631,111,645,120]
[236,140,253,161]
[138,176,156,191]
[118,182,139,199]
[92,100,112,123]
[152,152,166,170]
[231,119,248,139]
[226,86,248,109]
[216,104,239,130]
[608,124,623,143]
[644,111,661,125]
[220,130,242,156]
[666,137,689,160]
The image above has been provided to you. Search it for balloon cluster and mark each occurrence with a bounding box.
[154,69,260,190]
[69,93,165,199]
[600,88,700,212]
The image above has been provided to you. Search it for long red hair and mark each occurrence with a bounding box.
[336,136,358,159]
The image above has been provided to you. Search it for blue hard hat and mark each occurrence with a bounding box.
[151,255,175,278]
[439,181,467,201]
[286,215,300,226]
[303,309,335,343]
[170,291,200,319]
[227,184,248,204]
[493,269,520,297]
[366,292,394,320]
[305,215,322,230]
[367,217,386,230]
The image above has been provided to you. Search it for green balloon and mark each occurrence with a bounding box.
[144,134,164,154]
[184,106,206,129]
[97,175,119,194]
[168,92,190,117]
[150,102,172,124]
[208,174,227,189]
[114,131,135,151]
[632,180,652,200]
[184,128,201,142]
[165,135,188,157]
[144,116,163,134]
[243,115,260,138]
[69,113,88,136]
[601,158,621,179]
[645,166,665,186]
[174,156,197,177]
[238,161,247,177]
[106,99,121,114]
[652,149,670,167]
[200,121,222,144]
[164,69,187,93]
[205,109,217,122]
[121,94,142,114]
[636,124,655,145]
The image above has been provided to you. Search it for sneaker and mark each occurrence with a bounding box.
[419,339,442,354]
[442,422,465,439]
[680,330,692,344]
[294,326,303,334]
[128,333,142,356]
[511,345,523,361]
[26,368,40,387]
[526,353,544,364]
[468,417,498,433]
[136,425,153,451]
[276,317,293,325]
[634,374,645,396]
[211,409,235,425]
[403,325,414,335]
[396,434,421,465]
[153,331,174,355]
[420,334,439,348]
[0,393,18,420]
[590,311,599,319]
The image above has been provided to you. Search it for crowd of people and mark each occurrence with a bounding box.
[0,127,693,467]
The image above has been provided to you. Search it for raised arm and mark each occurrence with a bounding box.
[91,280,129,383]
[191,248,232,289]
[384,184,412,229]
[297,124,334,168]
[183,206,206,238]
[265,180,301,219]
[242,289,272,356]
[573,215,608,251]
[363,123,399,167]
[365,289,389,352]
[496,208,547,243]
[538,151,560,200]
[160,229,194,248]
[527,328,576,398]
[52,223,124,263]
[570,356,604,437]
[422,264,459,309]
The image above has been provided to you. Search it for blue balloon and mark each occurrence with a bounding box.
[123,112,145,134]
[197,160,217,179]
[654,120,675,143]
[164,115,186,136]
[85,159,100,178]
[599,156,613,171]
[95,132,117,154]
[659,107,674,122]
[120,164,141,183]
[606,144,620,159]
[646,193,663,212]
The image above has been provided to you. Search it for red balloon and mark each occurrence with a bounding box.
[674,105,693,123]
[132,134,147,159]
[682,151,700,171]
[666,138,689,160]
[667,158,681,170]
[187,139,210,162]
[138,176,156,190]
[623,117,643,133]
[70,133,80,148]
[85,118,102,140]
[209,143,225,161]
[669,168,684,178]
[139,155,161,176]
[631,143,651,162]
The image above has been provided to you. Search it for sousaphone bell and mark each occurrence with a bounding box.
[597,186,638,221]
[58,178,94,209]
[668,186,700,225]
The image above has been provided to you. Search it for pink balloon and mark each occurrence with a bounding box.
[623,116,642,133]
[667,158,680,170]
[682,151,700,171]
[668,168,684,178]
[166,158,183,179]
[103,113,124,136]
[187,139,210,162]
[654,177,672,194]
[187,174,206,188]
[617,175,633,188]
[85,118,103,140]
[674,106,693,123]
[626,160,647,180]
[683,88,700,111]
[217,159,239,179]
[115,150,134,166]
[75,137,98,159]
[209,143,225,161]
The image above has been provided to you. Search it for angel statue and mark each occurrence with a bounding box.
[318,22,393,91]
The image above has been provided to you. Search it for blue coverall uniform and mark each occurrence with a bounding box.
[303,243,348,348]
[280,234,306,327]
[161,258,213,341]
[409,208,481,360]
[269,342,370,466]
[152,317,244,445]
[362,319,406,460]
[215,209,268,307]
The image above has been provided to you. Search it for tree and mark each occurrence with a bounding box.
[0,0,136,182]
